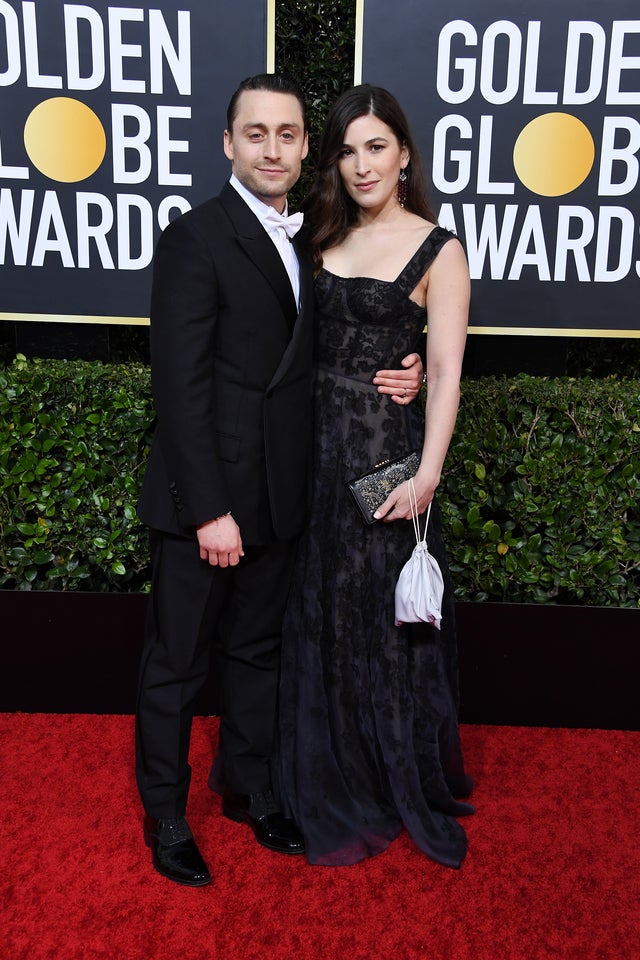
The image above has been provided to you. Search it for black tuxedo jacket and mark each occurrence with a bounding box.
[138,182,315,545]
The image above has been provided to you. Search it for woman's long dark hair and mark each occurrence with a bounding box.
[302,84,437,269]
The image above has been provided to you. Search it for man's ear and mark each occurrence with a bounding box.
[301,131,309,161]
[223,129,233,161]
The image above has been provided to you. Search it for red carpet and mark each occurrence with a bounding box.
[1,715,638,960]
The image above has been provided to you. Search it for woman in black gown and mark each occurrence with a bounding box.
[277,85,474,868]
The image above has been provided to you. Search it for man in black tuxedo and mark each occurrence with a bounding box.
[135,74,422,886]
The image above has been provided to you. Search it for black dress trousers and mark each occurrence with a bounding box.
[135,529,297,819]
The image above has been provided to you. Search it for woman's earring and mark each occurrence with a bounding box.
[397,169,408,207]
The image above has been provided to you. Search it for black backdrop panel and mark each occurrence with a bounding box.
[360,0,640,335]
[0,0,269,320]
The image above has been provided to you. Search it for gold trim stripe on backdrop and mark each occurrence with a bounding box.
[266,0,275,72]
[354,0,364,84]
[2,313,638,338]
[0,313,149,326]
[467,327,640,339]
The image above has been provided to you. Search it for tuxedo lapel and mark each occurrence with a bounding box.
[268,240,314,394]
[219,182,298,327]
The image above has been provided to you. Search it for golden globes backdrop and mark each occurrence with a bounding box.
[0,0,272,324]
[358,0,640,336]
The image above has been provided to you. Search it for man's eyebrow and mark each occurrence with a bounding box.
[241,121,303,132]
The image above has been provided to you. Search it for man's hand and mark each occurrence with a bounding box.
[197,515,244,567]
[373,352,424,405]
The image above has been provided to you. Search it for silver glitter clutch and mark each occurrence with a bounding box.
[346,452,420,524]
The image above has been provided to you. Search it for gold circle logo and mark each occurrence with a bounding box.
[513,113,595,197]
[24,97,106,183]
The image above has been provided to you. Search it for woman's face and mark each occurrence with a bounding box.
[337,113,409,213]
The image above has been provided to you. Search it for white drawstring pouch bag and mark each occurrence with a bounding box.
[394,479,444,629]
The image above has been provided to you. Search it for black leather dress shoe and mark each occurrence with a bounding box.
[222,790,305,855]
[143,815,211,886]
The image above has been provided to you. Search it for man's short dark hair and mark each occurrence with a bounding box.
[226,73,307,132]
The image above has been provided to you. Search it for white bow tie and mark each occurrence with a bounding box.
[263,209,304,239]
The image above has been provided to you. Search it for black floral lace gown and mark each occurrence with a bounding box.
[276,227,474,868]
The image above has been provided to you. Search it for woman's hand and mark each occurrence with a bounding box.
[373,353,424,405]
[373,474,436,523]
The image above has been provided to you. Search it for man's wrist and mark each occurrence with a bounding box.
[197,512,231,530]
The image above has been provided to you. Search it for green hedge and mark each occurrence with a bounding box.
[1,357,153,592]
[2,357,639,605]
[445,377,640,606]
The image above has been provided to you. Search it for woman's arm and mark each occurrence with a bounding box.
[374,238,470,521]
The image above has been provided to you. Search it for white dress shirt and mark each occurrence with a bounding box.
[229,174,303,308]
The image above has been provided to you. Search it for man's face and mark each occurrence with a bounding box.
[224,89,308,211]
